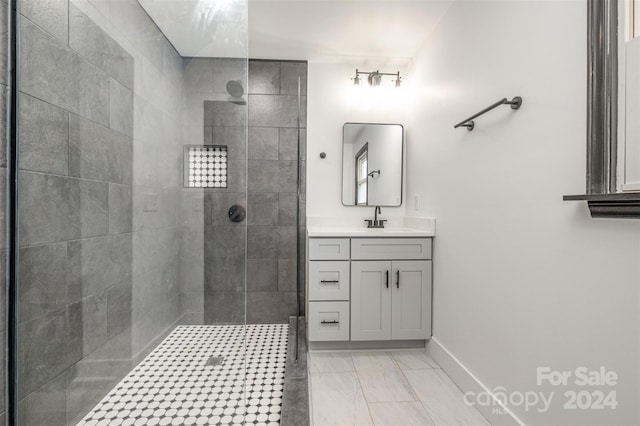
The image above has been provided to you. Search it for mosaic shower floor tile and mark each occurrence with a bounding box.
[77,324,288,426]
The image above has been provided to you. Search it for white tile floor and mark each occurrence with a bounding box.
[77,324,288,426]
[308,350,489,426]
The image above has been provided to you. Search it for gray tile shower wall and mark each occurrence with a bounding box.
[246,60,307,323]
[17,1,184,424]
[180,59,307,325]
[180,57,248,325]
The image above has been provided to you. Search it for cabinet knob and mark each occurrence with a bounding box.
[396,270,400,288]
[321,320,339,324]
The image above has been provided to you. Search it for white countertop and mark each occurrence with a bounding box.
[306,216,436,237]
[307,226,435,237]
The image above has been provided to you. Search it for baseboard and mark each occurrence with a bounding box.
[426,338,524,426]
[309,339,425,351]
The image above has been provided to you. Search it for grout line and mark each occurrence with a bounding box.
[418,399,438,426]
[398,366,439,425]
[349,352,378,424]
[387,350,421,402]
[66,0,70,48]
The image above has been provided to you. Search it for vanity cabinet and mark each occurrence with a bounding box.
[351,260,431,341]
[308,238,351,342]
[307,235,432,346]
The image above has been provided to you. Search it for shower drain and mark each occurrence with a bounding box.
[205,355,225,367]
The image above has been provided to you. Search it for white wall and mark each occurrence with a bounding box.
[307,61,410,222]
[408,1,640,425]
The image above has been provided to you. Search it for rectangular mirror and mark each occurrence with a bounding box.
[342,122,403,206]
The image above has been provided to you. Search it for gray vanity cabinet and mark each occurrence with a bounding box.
[351,260,431,341]
[308,235,433,346]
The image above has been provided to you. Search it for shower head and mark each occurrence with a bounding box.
[226,80,246,105]
[226,80,244,98]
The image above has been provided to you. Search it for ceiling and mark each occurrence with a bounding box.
[138,0,249,58]
[248,0,453,60]
[138,0,453,60]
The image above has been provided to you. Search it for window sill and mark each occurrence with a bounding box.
[563,193,640,218]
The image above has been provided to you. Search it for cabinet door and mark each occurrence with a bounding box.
[391,260,432,340]
[351,261,392,341]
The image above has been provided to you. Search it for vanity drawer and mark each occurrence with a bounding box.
[309,261,350,301]
[351,238,432,260]
[308,301,350,341]
[309,238,350,260]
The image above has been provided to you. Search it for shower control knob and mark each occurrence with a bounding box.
[228,204,246,223]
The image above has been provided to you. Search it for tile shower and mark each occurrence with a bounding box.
[5,0,307,424]
[181,58,307,327]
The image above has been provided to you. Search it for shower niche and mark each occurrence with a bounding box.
[184,145,228,188]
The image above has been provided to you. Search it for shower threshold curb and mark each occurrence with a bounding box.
[281,316,310,426]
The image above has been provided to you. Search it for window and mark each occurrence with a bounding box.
[564,0,640,217]
[356,144,368,205]
[619,0,640,191]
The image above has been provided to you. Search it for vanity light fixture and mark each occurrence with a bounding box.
[394,73,402,88]
[352,69,401,88]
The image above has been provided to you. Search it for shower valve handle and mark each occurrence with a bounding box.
[228,204,246,223]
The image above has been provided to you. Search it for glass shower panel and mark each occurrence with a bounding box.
[0,0,9,424]
[14,0,248,424]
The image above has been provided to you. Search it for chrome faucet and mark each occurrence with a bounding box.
[364,206,386,228]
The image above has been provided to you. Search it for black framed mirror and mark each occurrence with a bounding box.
[341,123,403,206]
